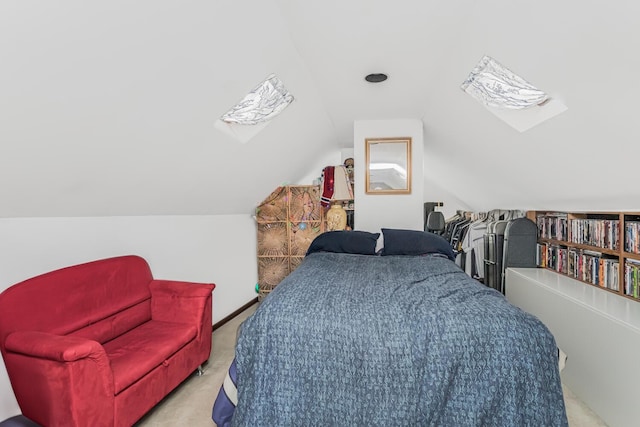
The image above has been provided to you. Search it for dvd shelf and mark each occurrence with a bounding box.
[530,211,640,301]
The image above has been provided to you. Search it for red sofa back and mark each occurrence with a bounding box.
[0,255,154,355]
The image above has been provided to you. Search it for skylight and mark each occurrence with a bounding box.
[461,55,548,109]
[461,55,567,132]
[216,74,294,143]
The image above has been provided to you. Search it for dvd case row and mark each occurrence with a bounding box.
[624,221,640,254]
[537,243,619,291]
[536,214,568,241]
[624,259,640,299]
[536,214,620,250]
[568,218,619,250]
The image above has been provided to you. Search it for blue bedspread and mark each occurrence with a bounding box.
[217,252,567,426]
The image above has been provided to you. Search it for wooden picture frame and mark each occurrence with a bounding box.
[365,137,412,194]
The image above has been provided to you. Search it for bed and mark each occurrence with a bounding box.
[213,229,568,426]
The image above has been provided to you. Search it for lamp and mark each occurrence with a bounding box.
[321,165,353,231]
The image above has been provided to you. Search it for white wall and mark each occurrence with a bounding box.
[422,177,473,221]
[295,151,343,185]
[0,214,257,420]
[299,140,469,227]
[354,119,425,232]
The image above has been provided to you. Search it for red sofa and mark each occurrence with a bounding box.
[0,255,216,427]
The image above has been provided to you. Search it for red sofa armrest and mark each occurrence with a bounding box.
[6,330,107,362]
[149,280,215,327]
[3,331,115,427]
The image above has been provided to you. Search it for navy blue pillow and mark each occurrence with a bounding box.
[306,231,380,256]
[381,228,455,261]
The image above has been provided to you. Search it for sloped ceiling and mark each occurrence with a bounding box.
[1,1,640,218]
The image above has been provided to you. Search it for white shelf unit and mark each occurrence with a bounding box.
[505,267,640,427]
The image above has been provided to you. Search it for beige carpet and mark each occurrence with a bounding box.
[136,303,607,426]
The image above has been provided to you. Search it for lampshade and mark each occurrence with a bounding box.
[322,165,353,231]
[331,166,353,201]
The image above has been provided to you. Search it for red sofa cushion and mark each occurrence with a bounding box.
[0,256,153,352]
[69,300,151,344]
[103,320,197,394]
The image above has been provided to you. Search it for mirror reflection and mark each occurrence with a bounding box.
[365,137,412,194]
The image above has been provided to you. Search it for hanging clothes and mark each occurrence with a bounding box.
[461,217,489,280]
[457,209,526,281]
[320,165,353,208]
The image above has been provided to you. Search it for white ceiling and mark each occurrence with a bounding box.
[2,1,640,218]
